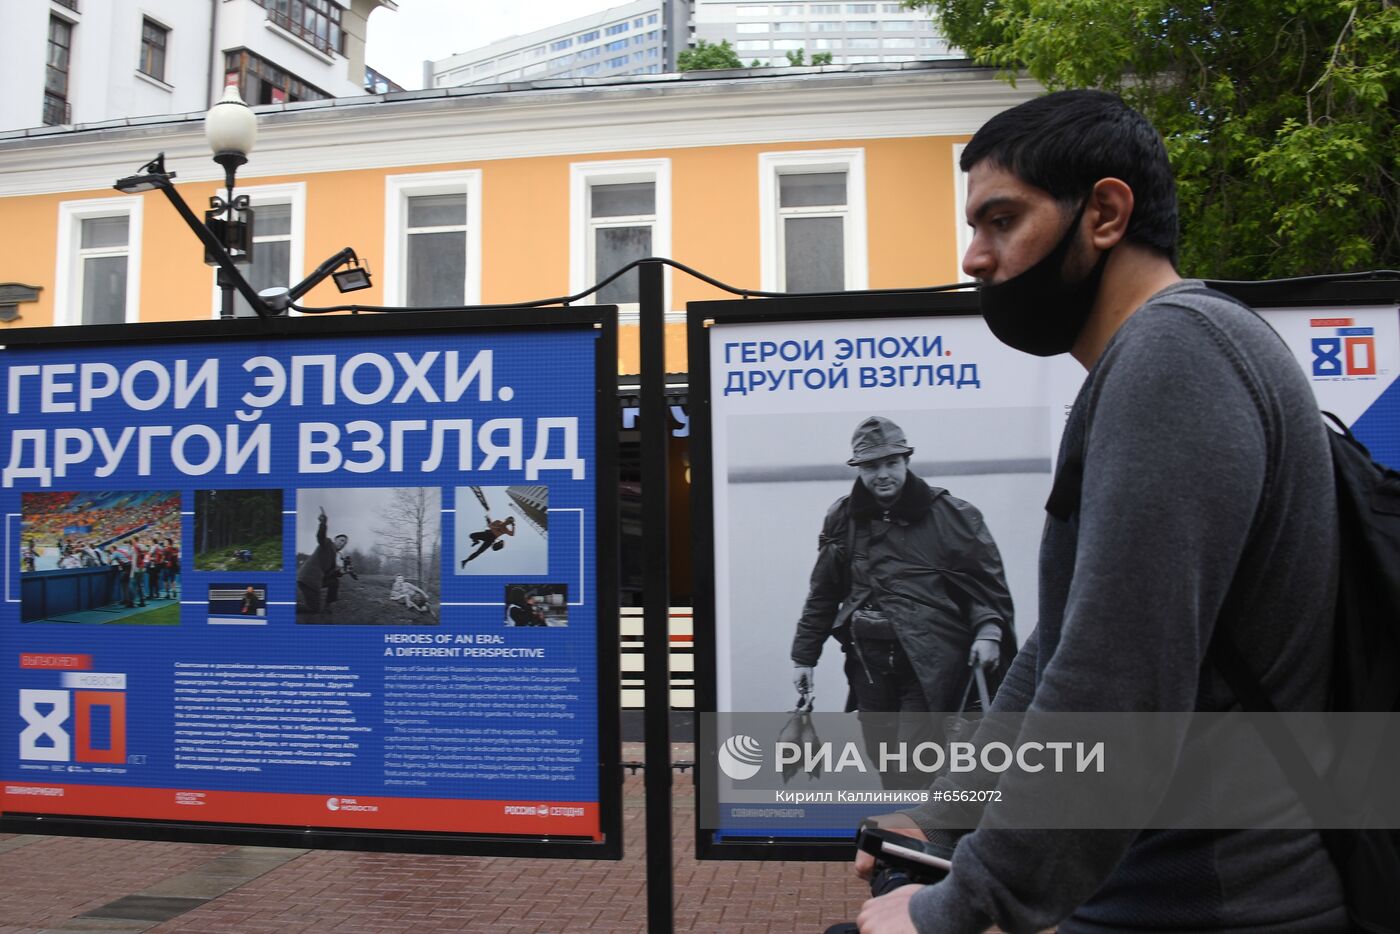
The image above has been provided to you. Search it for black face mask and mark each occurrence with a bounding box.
[978,200,1109,357]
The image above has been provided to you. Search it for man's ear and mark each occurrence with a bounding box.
[1088,178,1134,250]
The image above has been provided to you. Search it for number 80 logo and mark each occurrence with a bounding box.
[18,689,126,763]
[1312,337,1377,377]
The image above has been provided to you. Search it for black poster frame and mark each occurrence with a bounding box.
[687,279,1399,861]
[687,289,980,861]
[0,307,623,860]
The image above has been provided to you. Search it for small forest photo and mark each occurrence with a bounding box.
[194,489,284,571]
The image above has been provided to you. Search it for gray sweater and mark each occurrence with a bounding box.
[906,282,1348,933]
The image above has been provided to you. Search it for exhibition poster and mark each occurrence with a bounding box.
[700,309,1082,842]
[696,299,1399,847]
[1,317,618,853]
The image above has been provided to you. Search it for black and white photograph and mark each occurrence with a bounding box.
[207,583,268,625]
[455,485,548,576]
[194,489,283,571]
[504,583,569,627]
[295,487,441,625]
[717,406,1053,713]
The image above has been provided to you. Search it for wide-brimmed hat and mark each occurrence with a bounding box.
[846,415,914,466]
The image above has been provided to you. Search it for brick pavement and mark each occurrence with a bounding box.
[0,744,872,934]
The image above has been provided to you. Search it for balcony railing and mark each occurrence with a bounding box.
[265,8,341,57]
[42,96,71,126]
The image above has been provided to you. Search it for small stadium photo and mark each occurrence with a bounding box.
[207,583,268,625]
[194,489,283,571]
[19,490,182,625]
[455,485,548,576]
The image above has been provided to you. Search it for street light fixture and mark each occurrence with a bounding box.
[113,95,371,320]
[112,156,170,194]
[330,256,373,293]
[205,85,258,317]
[257,247,373,313]
[113,153,273,317]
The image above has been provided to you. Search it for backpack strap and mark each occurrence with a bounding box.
[1205,630,1345,827]
[1045,455,1083,522]
[1157,287,1355,823]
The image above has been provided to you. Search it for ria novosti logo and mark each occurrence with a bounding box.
[326,796,378,813]
[717,734,764,780]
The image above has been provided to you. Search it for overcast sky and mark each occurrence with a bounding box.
[366,0,626,89]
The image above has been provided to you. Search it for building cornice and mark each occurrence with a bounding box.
[0,66,1040,197]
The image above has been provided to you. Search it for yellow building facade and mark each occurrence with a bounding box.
[0,64,1036,375]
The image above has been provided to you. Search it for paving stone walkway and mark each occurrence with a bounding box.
[0,744,870,934]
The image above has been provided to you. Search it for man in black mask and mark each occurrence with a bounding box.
[853,91,1344,933]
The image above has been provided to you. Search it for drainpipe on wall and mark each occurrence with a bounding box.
[207,0,220,107]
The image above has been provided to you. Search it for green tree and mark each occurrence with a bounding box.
[812,51,834,66]
[678,39,744,71]
[905,0,1400,278]
[786,48,807,66]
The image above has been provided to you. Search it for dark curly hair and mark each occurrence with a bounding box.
[961,90,1178,263]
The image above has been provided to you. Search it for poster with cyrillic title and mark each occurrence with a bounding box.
[0,316,619,856]
[693,295,1400,856]
[700,308,1082,844]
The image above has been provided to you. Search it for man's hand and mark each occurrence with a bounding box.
[793,665,815,697]
[968,638,1000,670]
[857,884,922,933]
[855,818,928,880]
[319,506,326,519]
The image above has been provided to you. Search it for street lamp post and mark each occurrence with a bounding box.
[204,85,258,319]
[114,88,371,318]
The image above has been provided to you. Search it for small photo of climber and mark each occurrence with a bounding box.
[454,485,548,576]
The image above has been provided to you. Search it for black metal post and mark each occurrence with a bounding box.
[217,267,236,319]
[215,156,244,319]
[639,260,674,934]
[148,180,272,316]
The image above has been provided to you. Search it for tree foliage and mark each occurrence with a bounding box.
[372,488,441,591]
[782,49,834,66]
[906,0,1400,278]
[194,489,282,556]
[678,39,745,71]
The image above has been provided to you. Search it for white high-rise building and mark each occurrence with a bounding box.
[693,0,956,66]
[429,1,690,89]
[2,0,398,133]
[428,0,956,90]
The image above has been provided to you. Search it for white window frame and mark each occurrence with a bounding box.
[759,148,867,292]
[569,158,672,311]
[207,182,306,318]
[383,170,483,308]
[54,196,143,326]
[953,142,970,280]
